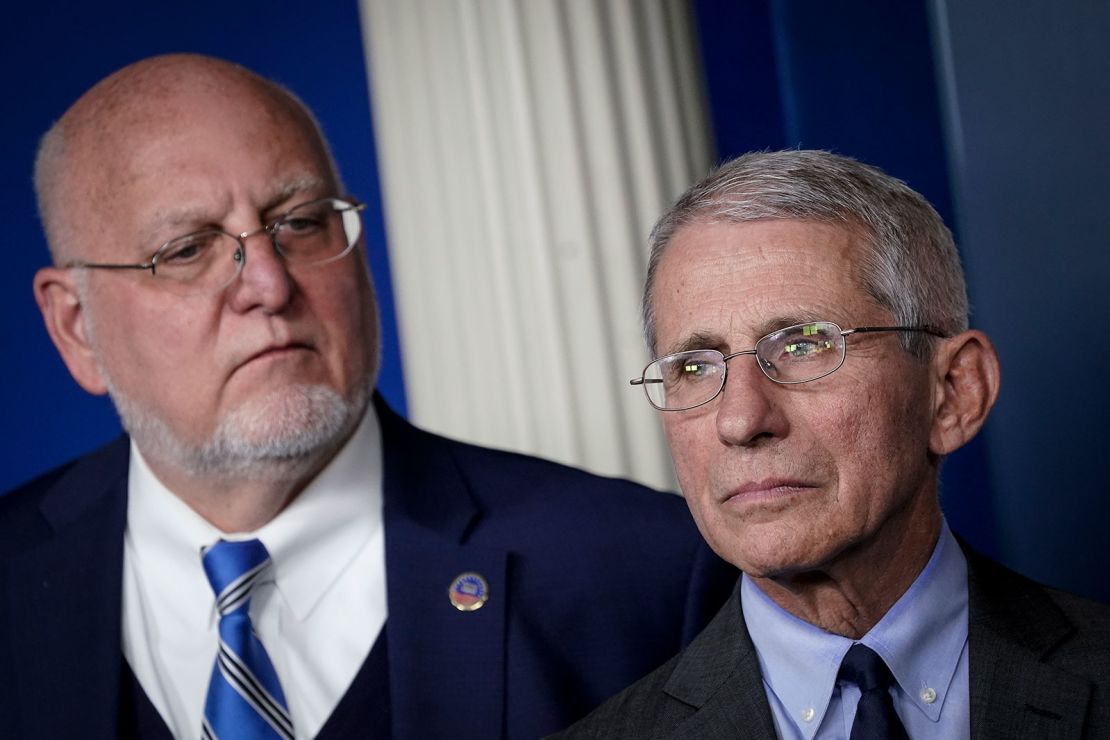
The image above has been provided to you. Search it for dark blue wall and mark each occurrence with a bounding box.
[694,0,1108,602]
[934,0,1110,604]
[1,1,405,493]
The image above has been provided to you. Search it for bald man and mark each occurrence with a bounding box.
[0,54,735,739]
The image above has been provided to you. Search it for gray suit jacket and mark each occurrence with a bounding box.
[556,546,1110,739]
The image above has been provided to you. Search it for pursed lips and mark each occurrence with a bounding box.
[232,341,317,375]
[720,478,819,505]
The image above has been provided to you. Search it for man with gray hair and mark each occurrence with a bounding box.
[0,53,737,739]
[560,150,1110,738]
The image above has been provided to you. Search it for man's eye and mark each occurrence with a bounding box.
[784,339,818,356]
[160,236,215,265]
[279,215,326,235]
[781,335,834,359]
[670,358,719,382]
[682,361,714,377]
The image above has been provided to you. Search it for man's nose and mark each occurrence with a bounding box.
[225,228,295,314]
[714,358,788,447]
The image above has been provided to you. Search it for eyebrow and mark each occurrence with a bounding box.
[664,331,729,356]
[261,174,329,216]
[661,313,827,356]
[139,174,329,249]
[756,314,824,336]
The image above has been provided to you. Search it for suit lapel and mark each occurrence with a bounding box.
[3,438,130,739]
[965,547,1092,739]
[377,398,509,739]
[629,540,1095,739]
[664,590,778,740]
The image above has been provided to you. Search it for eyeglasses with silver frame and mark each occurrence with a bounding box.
[65,197,367,296]
[631,321,947,411]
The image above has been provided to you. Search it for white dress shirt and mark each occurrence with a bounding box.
[742,522,971,739]
[122,405,387,740]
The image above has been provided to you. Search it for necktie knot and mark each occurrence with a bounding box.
[838,644,908,740]
[203,539,272,617]
[839,643,896,693]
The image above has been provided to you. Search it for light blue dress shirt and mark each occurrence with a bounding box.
[741,522,970,739]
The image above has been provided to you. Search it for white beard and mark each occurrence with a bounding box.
[78,279,375,482]
[105,377,370,481]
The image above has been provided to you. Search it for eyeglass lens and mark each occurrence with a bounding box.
[642,322,848,410]
[152,198,361,295]
[757,322,845,382]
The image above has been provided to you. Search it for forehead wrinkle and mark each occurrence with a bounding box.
[656,220,872,353]
[138,173,329,245]
[664,310,838,358]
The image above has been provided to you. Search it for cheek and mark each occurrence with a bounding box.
[662,417,704,479]
[308,268,378,378]
[663,427,720,541]
[662,414,720,527]
[92,293,204,373]
[88,292,225,430]
[828,382,933,506]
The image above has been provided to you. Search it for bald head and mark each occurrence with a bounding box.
[34,53,340,264]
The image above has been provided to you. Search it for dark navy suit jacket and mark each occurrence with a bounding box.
[0,396,737,738]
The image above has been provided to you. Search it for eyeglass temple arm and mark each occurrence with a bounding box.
[65,261,155,271]
[843,325,948,338]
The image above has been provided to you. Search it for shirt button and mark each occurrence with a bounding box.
[801,707,816,722]
[921,687,938,704]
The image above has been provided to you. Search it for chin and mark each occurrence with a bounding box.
[724,551,795,579]
[218,384,364,455]
[710,528,825,580]
[110,380,371,479]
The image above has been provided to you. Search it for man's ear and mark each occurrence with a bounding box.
[929,329,1001,455]
[33,267,109,395]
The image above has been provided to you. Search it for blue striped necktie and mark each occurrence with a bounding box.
[202,539,294,740]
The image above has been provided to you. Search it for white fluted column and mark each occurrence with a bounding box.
[359,0,712,491]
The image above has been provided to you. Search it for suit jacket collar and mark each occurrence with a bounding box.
[375,395,509,738]
[663,586,778,739]
[963,544,1093,739]
[6,436,131,739]
[656,542,1094,740]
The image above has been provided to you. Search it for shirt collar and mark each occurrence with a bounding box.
[126,403,383,623]
[860,522,968,722]
[742,521,968,737]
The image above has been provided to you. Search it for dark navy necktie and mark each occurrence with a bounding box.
[201,539,294,740]
[838,643,909,740]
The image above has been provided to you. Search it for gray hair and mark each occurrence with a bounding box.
[642,150,969,357]
[33,121,74,264]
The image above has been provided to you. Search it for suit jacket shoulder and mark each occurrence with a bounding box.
[0,435,131,737]
[561,542,1110,740]
[965,546,1110,739]
[552,588,776,740]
